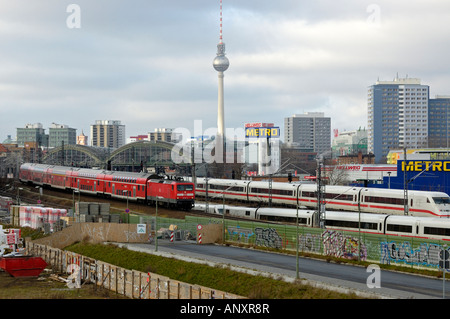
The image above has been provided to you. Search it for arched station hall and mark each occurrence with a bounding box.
[42,141,192,175]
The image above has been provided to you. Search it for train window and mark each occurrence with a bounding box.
[259,214,307,224]
[177,185,193,191]
[301,191,317,198]
[251,188,269,194]
[386,224,412,233]
[324,193,353,201]
[433,197,450,204]
[365,196,405,206]
[424,226,450,236]
[272,189,293,196]
[251,188,292,196]
[245,211,251,216]
[325,219,378,230]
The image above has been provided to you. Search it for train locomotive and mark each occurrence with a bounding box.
[19,163,195,210]
[193,177,450,217]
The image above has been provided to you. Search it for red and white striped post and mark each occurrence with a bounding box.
[197,224,203,244]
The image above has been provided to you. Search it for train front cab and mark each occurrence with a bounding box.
[174,182,195,210]
[423,192,450,217]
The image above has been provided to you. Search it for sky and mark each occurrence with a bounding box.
[1,0,450,143]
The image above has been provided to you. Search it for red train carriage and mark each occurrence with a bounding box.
[103,171,149,202]
[43,165,73,190]
[19,163,195,209]
[19,163,48,185]
[69,167,107,196]
[147,179,194,210]
[18,163,34,183]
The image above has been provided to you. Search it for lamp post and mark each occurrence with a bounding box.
[73,189,80,222]
[387,172,391,189]
[155,196,161,252]
[35,186,42,204]
[17,187,23,206]
[222,193,225,244]
[296,203,299,279]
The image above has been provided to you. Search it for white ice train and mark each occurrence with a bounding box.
[193,178,450,218]
[194,204,450,241]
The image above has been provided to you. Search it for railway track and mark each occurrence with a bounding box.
[0,179,259,223]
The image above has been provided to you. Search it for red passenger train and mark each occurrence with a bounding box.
[19,163,195,210]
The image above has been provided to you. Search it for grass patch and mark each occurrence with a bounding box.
[65,242,362,299]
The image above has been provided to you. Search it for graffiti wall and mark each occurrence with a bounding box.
[321,230,367,260]
[190,216,450,269]
[254,227,283,249]
[380,241,450,267]
[226,225,367,260]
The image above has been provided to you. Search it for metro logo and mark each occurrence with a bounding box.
[245,127,280,138]
[402,161,450,172]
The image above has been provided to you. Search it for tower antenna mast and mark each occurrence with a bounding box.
[213,0,229,165]
[219,0,223,44]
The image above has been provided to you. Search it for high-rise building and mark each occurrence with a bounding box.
[284,112,331,156]
[90,120,125,148]
[16,123,48,148]
[148,128,181,143]
[368,77,429,163]
[428,96,450,148]
[48,123,76,148]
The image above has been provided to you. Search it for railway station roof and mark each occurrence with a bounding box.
[42,140,191,170]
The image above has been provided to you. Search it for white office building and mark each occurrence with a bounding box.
[368,77,429,163]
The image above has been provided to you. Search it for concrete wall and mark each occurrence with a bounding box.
[31,222,223,249]
[31,223,150,249]
[197,223,223,244]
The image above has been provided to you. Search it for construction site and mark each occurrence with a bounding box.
[0,179,241,300]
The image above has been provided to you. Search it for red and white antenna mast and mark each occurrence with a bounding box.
[219,0,223,43]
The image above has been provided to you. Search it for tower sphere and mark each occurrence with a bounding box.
[213,55,229,72]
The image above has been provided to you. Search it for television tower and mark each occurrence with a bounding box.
[213,0,229,160]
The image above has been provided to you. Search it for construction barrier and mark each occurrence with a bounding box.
[26,242,243,300]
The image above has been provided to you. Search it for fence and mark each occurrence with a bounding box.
[183,215,450,270]
[26,242,243,299]
[83,212,450,270]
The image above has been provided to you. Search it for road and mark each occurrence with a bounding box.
[120,240,449,299]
